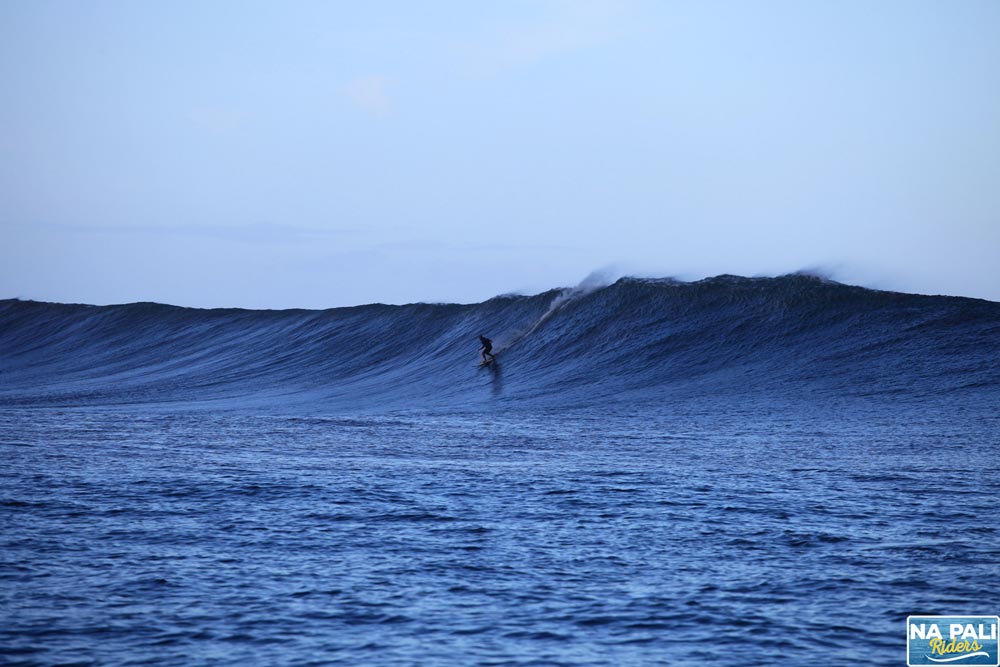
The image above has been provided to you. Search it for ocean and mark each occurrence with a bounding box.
[2,275,998,666]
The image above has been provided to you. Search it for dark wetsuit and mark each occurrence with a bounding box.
[479,336,495,361]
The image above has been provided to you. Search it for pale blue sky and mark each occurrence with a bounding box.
[2,1,998,307]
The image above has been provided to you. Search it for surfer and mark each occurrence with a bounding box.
[479,335,496,363]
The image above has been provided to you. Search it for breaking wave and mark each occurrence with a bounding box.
[2,275,998,411]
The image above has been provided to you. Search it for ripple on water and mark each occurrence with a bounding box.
[1,406,998,666]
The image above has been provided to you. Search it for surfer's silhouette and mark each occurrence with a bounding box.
[479,335,496,364]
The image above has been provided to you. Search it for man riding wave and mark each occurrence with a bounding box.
[478,335,496,364]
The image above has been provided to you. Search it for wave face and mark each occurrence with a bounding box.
[2,275,998,411]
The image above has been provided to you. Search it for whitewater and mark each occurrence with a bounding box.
[2,274,998,666]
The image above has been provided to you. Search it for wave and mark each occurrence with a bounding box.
[1,275,998,410]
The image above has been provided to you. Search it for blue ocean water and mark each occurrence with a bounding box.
[2,275,999,666]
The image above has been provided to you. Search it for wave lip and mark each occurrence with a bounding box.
[2,274,998,410]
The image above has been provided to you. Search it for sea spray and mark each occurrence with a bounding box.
[495,269,618,353]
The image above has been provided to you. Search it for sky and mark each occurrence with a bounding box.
[1,0,998,308]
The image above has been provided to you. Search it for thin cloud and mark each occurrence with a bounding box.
[341,75,391,117]
[462,0,639,74]
[21,221,363,244]
[186,106,250,134]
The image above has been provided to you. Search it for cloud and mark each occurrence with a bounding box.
[341,75,391,117]
[186,106,250,134]
[463,0,638,73]
[23,221,363,244]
